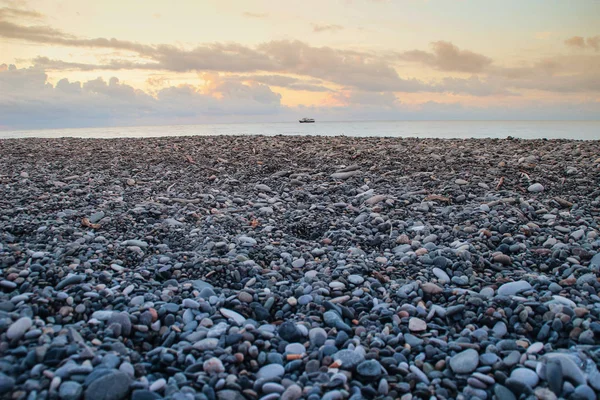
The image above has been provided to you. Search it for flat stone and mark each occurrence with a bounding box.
[193,338,219,350]
[497,280,532,296]
[432,267,450,283]
[348,275,364,285]
[256,364,285,380]
[59,381,83,400]
[84,371,131,400]
[409,317,427,332]
[332,349,365,369]
[220,308,246,325]
[421,282,442,294]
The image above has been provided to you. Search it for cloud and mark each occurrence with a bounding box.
[399,41,493,73]
[312,23,344,33]
[565,35,600,51]
[3,5,600,100]
[0,6,43,20]
[3,65,600,130]
[257,40,428,92]
[565,36,585,48]
[235,74,332,92]
[0,65,283,129]
[242,12,268,18]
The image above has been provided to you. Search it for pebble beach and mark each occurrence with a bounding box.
[1,135,599,400]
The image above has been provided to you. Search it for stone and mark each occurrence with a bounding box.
[348,275,364,285]
[510,368,539,388]
[356,360,383,378]
[6,317,32,340]
[408,317,427,332]
[193,338,219,351]
[279,321,302,342]
[332,349,365,369]
[84,371,131,400]
[497,280,532,296]
[449,349,479,374]
[203,358,225,374]
[281,384,302,400]
[432,267,450,283]
[309,327,327,347]
[421,282,442,294]
[59,381,83,400]
[220,308,246,325]
[528,183,544,193]
[256,364,285,380]
[0,373,15,395]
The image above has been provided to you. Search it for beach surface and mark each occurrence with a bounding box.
[1,136,600,399]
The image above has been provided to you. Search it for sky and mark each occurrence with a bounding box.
[0,0,599,129]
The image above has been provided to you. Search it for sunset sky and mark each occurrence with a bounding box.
[1,0,599,129]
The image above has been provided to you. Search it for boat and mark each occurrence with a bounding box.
[299,118,315,123]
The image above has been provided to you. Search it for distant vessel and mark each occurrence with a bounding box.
[299,118,315,123]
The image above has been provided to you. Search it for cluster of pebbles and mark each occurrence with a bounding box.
[0,135,599,400]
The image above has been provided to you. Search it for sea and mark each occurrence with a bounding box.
[1,120,599,140]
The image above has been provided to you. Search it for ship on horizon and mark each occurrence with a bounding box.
[299,118,315,123]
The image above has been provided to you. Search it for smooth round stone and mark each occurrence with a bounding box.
[493,321,508,337]
[480,287,495,299]
[356,360,382,378]
[432,256,449,268]
[449,349,479,374]
[256,364,285,380]
[421,282,442,294]
[6,317,32,340]
[281,384,302,400]
[84,371,131,400]
[510,368,539,388]
[309,328,327,347]
[285,343,306,355]
[298,295,313,305]
[332,349,365,369]
[329,282,345,290]
[292,258,305,268]
[0,373,15,395]
[203,358,225,374]
[526,342,544,354]
[304,270,318,279]
[59,381,83,400]
[528,183,544,193]
[237,292,253,303]
[347,275,364,285]
[573,385,596,400]
[493,384,516,400]
[182,299,199,309]
[409,317,427,332]
[321,390,343,400]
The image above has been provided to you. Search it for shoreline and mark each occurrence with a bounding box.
[1,136,599,399]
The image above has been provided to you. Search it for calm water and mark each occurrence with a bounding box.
[1,121,599,140]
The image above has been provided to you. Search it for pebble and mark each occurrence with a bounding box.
[84,371,131,400]
[256,364,285,380]
[449,349,479,374]
[0,137,599,400]
[6,317,32,340]
[497,280,532,296]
